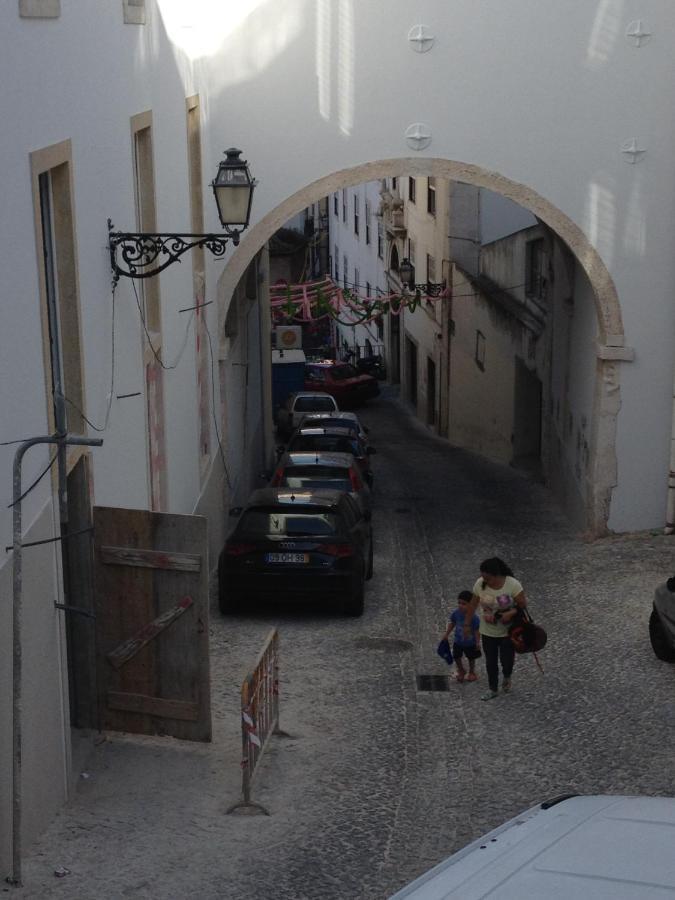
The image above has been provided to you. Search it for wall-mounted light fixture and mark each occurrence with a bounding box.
[399,256,445,296]
[108,148,256,284]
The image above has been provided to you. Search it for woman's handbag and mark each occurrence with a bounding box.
[509,608,547,656]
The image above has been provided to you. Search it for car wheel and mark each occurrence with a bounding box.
[366,542,374,580]
[344,579,365,617]
[649,609,675,662]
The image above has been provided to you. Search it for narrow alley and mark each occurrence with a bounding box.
[16,389,675,900]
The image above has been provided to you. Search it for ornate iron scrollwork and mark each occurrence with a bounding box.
[108,219,239,285]
[409,281,446,297]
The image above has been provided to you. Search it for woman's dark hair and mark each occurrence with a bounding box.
[479,557,514,577]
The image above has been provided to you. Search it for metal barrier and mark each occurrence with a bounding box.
[227,628,282,815]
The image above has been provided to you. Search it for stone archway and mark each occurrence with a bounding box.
[219,158,628,534]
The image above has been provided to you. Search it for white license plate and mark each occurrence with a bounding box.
[265,552,309,564]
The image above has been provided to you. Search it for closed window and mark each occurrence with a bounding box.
[365,201,371,244]
[409,176,416,203]
[354,194,359,236]
[427,177,436,216]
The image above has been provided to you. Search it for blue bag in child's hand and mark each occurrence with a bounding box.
[437,638,453,665]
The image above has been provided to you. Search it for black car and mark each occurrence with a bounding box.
[218,488,373,617]
[650,578,675,661]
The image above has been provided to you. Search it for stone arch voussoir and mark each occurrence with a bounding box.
[218,158,624,534]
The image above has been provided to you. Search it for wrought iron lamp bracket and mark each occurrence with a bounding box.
[107,218,240,285]
[407,281,447,298]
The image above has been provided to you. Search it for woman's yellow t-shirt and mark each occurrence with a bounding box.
[472,575,524,638]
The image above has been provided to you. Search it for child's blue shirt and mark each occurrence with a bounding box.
[450,609,480,646]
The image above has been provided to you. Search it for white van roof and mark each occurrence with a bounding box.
[390,795,675,899]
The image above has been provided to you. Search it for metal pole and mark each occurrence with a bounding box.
[9,434,102,887]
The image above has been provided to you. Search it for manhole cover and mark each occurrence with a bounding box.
[354,637,413,652]
[416,674,450,692]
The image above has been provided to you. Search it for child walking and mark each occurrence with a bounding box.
[442,590,481,682]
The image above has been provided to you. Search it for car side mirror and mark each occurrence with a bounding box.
[366,446,376,455]
[229,506,244,517]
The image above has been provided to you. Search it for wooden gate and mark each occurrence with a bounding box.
[93,506,211,742]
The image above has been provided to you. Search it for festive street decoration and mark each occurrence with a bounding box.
[270,276,449,327]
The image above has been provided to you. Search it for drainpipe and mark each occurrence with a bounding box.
[666,374,675,534]
[9,434,102,887]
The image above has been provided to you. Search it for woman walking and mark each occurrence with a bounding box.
[469,557,527,701]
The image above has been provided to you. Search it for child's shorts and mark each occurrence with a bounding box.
[452,643,482,661]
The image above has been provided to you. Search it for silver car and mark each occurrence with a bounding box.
[275,392,339,437]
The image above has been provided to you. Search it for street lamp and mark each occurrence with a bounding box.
[108,148,256,284]
[399,255,445,296]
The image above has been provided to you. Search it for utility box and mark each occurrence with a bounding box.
[271,348,306,413]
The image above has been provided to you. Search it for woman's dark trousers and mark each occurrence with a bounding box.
[482,635,515,692]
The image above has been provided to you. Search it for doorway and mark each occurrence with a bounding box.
[63,456,97,728]
[427,357,436,426]
[406,336,418,409]
[513,357,542,475]
[389,312,400,383]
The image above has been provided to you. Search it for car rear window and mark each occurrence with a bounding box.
[294,396,336,411]
[289,435,358,454]
[239,510,340,536]
[281,466,351,492]
[282,476,352,492]
[306,418,358,432]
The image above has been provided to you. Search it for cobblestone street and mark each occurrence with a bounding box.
[16,390,675,900]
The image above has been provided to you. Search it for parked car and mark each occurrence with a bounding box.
[275,391,339,437]
[218,488,372,616]
[270,450,372,514]
[298,410,370,442]
[390,794,675,898]
[284,426,375,487]
[305,360,379,407]
[650,577,675,661]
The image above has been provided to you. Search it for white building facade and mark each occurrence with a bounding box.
[330,182,388,362]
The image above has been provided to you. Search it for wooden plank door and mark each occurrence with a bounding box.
[93,506,211,742]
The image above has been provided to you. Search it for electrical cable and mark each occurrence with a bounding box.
[7,449,59,508]
[131,278,195,371]
[202,312,232,490]
[64,282,118,433]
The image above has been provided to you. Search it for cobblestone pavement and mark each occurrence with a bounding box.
[15,389,675,899]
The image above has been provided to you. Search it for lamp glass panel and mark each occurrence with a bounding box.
[214,184,251,225]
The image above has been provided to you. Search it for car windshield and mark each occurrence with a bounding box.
[239,510,339,536]
[294,396,336,411]
[289,435,359,454]
[328,365,359,381]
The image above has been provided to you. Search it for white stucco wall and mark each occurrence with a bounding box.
[205,0,675,533]
[0,2,264,874]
